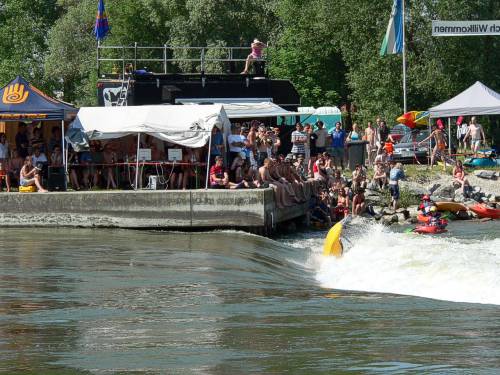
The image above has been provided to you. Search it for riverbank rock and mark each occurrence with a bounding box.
[433,183,455,199]
[399,181,428,196]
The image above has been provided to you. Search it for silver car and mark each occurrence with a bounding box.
[392,130,431,163]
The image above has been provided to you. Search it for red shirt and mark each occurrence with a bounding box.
[210,165,226,183]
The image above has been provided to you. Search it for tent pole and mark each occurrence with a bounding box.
[448,117,451,156]
[61,120,67,190]
[205,130,213,189]
[428,119,432,167]
[135,132,140,190]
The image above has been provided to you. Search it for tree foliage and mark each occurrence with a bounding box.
[1,0,499,134]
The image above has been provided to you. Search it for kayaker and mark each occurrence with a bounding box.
[428,206,447,229]
[418,195,434,216]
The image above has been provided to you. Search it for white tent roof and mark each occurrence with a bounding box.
[221,102,301,118]
[73,104,230,148]
[429,81,500,118]
[298,106,342,115]
[176,97,273,104]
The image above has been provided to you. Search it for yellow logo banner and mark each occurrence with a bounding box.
[2,83,29,104]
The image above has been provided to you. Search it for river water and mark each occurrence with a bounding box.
[0,220,499,374]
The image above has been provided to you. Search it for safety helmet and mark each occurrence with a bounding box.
[423,195,430,201]
[430,206,437,212]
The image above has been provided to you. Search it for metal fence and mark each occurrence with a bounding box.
[97,44,266,77]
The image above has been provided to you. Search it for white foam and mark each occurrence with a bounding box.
[302,223,500,305]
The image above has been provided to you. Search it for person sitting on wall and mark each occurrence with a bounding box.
[241,38,267,74]
[19,156,47,192]
[210,156,230,189]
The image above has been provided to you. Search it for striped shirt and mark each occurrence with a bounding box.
[291,131,307,154]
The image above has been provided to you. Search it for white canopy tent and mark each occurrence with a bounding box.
[72,104,231,189]
[429,81,500,118]
[428,81,500,156]
[221,102,301,119]
[74,104,231,148]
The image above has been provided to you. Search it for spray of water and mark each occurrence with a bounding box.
[303,220,500,305]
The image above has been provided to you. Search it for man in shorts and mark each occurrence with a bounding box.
[418,124,447,170]
[464,116,486,157]
[290,123,307,159]
[330,122,346,170]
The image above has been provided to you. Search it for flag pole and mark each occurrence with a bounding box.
[402,0,407,112]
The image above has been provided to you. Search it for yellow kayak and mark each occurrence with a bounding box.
[323,220,344,257]
[435,201,467,212]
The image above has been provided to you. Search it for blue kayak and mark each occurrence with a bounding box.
[464,157,498,167]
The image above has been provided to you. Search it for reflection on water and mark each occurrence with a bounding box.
[0,226,499,374]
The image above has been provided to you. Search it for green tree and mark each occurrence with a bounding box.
[269,0,347,107]
[0,0,60,90]
[44,0,97,105]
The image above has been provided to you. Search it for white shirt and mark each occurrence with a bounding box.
[457,123,468,138]
[314,128,328,148]
[228,134,246,153]
[0,142,9,159]
[32,153,48,165]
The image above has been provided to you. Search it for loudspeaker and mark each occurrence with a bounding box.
[48,167,66,191]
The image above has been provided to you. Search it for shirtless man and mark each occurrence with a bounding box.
[259,158,291,208]
[364,121,376,166]
[464,116,485,156]
[269,159,299,202]
[418,125,447,169]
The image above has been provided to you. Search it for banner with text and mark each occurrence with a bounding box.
[432,20,500,36]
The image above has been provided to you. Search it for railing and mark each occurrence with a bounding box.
[97,44,266,77]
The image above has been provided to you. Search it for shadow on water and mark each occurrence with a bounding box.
[0,226,498,374]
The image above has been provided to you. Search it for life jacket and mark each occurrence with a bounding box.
[384,141,394,155]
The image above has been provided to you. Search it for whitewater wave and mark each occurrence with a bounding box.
[298,220,500,305]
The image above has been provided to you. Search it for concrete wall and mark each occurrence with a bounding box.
[0,188,306,231]
[0,180,317,231]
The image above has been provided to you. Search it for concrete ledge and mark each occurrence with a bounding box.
[0,186,310,232]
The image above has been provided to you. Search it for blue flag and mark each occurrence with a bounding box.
[380,0,403,56]
[94,0,110,41]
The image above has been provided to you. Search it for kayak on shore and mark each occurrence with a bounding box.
[468,203,500,219]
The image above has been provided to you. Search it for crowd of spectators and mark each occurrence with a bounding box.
[1,118,404,223]
[207,117,407,224]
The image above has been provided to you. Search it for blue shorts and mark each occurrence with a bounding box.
[389,184,400,200]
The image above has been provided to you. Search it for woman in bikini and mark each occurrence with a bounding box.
[453,160,469,195]
[20,156,47,192]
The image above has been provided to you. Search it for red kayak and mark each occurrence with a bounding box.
[417,214,431,223]
[469,204,500,219]
[414,225,447,234]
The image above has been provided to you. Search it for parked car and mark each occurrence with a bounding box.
[392,130,431,163]
[389,124,412,143]
[392,130,456,163]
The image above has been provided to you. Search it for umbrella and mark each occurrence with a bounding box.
[396,110,429,129]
